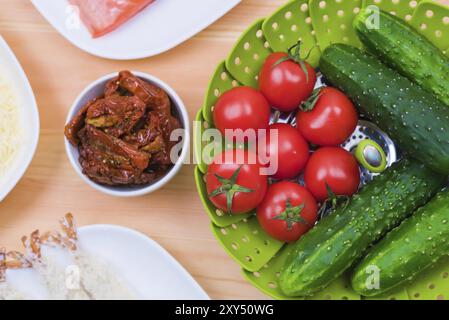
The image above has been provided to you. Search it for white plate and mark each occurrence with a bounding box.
[77,225,210,300]
[31,0,241,60]
[0,36,40,202]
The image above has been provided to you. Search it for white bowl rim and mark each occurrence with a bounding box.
[0,36,40,202]
[64,71,190,197]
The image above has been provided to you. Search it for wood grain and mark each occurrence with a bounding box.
[0,0,448,300]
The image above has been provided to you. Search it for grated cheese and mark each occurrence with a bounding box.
[0,72,22,177]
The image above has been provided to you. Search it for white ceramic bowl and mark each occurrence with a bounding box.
[64,71,190,197]
[0,36,40,202]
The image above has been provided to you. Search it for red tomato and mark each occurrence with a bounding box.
[206,149,268,215]
[213,87,271,137]
[259,52,317,112]
[296,87,358,146]
[257,181,318,243]
[259,123,310,180]
[304,147,360,202]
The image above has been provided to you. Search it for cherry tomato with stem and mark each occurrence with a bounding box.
[259,42,317,112]
[296,87,358,146]
[257,181,318,243]
[304,147,360,202]
[207,149,268,215]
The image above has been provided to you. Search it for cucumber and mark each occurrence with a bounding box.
[354,9,449,106]
[279,159,444,297]
[351,189,449,296]
[319,43,449,175]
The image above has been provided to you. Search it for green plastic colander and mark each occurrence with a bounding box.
[195,0,449,300]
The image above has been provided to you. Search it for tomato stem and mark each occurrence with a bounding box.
[300,88,322,111]
[272,198,308,230]
[272,41,318,83]
[208,165,254,214]
[318,183,351,218]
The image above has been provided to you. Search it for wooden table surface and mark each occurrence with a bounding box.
[0,0,448,300]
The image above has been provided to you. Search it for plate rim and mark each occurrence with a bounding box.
[78,224,210,300]
[30,0,242,60]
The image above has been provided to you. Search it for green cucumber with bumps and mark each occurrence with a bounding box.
[319,43,449,175]
[279,160,444,297]
[351,189,449,297]
[354,9,449,106]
